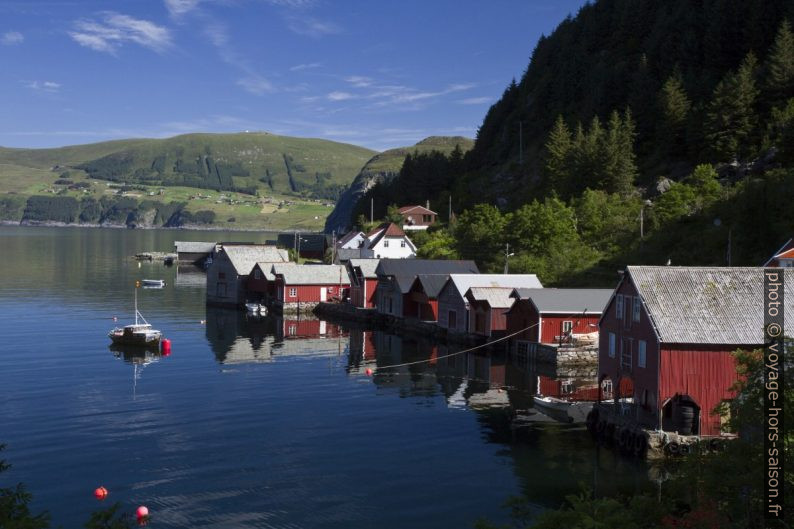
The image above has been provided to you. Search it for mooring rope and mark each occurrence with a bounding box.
[370,321,542,372]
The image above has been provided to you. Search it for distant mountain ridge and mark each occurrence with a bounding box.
[324,136,473,233]
[0,132,375,201]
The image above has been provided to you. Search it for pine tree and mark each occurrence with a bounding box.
[706,52,760,162]
[543,115,573,196]
[659,73,691,155]
[767,20,794,108]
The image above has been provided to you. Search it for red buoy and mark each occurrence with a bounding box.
[160,338,171,355]
[93,486,108,500]
[136,505,149,522]
[365,368,373,376]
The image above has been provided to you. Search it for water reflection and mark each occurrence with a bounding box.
[109,344,170,398]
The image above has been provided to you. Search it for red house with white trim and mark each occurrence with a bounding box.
[272,264,350,312]
[398,204,437,231]
[506,288,612,345]
[599,266,793,437]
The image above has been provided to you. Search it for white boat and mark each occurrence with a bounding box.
[109,288,162,347]
[141,279,165,288]
[245,303,267,315]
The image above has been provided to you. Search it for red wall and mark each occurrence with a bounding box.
[538,314,601,344]
[471,302,509,335]
[282,318,344,337]
[661,345,741,436]
[351,278,378,308]
[538,376,601,401]
[277,281,350,303]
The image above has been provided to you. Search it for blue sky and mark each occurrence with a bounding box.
[0,0,587,152]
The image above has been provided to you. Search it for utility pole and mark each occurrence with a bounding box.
[504,243,513,274]
[370,198,374,224]
[331,230,336,264]
[293,232,297,258]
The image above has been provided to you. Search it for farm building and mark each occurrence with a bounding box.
[272,264,350,312]
[206,244,289,308]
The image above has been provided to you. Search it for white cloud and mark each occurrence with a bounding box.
[25,80,61,93]
[265,0,316,7]
[327,91,354,101]
[287,17,341,37]
[457,96,492,105]
[290,62,321,71]
[344,75,372,87]
[237,76,274,95]
[2,31,23,45]
[164,0,202,16]
[69,12,172,54]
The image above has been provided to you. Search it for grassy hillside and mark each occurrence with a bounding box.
[324,136,473,233]
[0,132,376,230]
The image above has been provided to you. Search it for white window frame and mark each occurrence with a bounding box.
[633,296,641,322]
[638,340,647,368]
[616,294,623,319]
[562,320,573,334]
[608,332,616,358]
[384,240,389,247]
[400,240,406,248]
[289,287,297,297]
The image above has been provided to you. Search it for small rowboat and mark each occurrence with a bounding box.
[141,279,165,288]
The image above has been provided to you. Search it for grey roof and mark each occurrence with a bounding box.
[259,261,297,280]
[445,273,543,299]
[627,266,794,345]
[349,258,380,279]
[465,287,516,308]
[413,274,451,298]
[375,259,479,293]
[223,245,289,276]
[275,264,349,285]
[175,241,216,253]
[511,288,613,314]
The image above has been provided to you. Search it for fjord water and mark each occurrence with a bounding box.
[0,226,648,528]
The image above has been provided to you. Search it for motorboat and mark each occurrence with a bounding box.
[245,303,267,315]
[141,279,165,288]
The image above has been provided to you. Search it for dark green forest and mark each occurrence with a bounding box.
[358,0,794,285]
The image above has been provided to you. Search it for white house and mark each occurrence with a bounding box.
[364,222,416,259]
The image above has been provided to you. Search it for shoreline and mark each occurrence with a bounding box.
[2,219,320,233]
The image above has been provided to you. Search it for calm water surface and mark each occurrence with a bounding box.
[0,226,649,528]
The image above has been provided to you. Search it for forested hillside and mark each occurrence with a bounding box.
[324,136,473,233]
[360,0,794,285]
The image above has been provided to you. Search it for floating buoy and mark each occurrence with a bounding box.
[365,368,373,376]
[200,320,206,325]
[136,505,149,520]
[112,316,118,322]
[93,486,108,500]
[161,338,171,355]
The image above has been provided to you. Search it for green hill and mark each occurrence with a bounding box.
[324,136,473,233]
[0,132,376,230]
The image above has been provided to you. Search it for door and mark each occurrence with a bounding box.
[320,287,327,301]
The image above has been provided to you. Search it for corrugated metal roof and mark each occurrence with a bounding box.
[447,274,543,298]
[276,264,349,285]
[349,258,380,278]
[376,259,480,293]
[512,288,613,314]
[465,287,515,308]
[175,241,216,253]
[628,266,794,345]
[223,245,289,275]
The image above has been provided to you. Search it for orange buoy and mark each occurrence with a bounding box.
[93,486,108,500]
[160,338,171,355]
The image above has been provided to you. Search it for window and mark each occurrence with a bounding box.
[621,338,633,370]
[254,269,261,280]
[448,310,457,329]
[608,332,616,358]
[638,340,647,368]
[388,297,393,313]
[288,325,297,335]
[562,320,573,334]
[633,296,641,322]
[384,240,389,247]
[616,294,623,319]
[289,287,297,297]
[400,240,406,248]
[423,214,432,222]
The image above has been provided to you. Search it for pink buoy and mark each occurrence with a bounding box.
[93,486,108,500]
[365,368,373,376]
[160,338,171,355]
[136,505,149,520]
